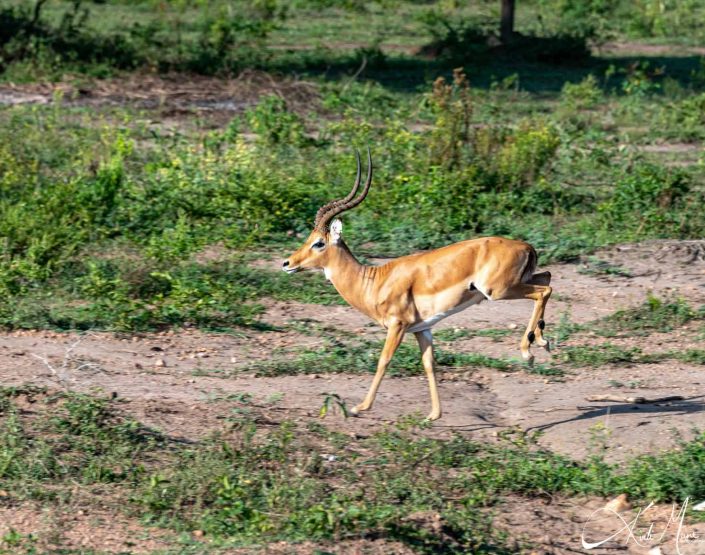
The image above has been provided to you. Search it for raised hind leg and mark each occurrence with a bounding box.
[527,272,552,350]
[500,282,552,364]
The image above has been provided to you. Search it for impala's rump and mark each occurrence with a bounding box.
[399,238,534,331]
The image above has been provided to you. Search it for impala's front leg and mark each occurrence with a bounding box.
[415,330,441,421]
[351,321,406,416]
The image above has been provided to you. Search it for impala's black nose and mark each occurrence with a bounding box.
[282,260,289,268]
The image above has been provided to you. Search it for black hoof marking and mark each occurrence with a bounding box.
[527,331,536,344]
[538,319,545,330]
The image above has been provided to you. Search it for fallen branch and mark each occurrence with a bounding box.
[31,333,103,390]
[586,395,684,404]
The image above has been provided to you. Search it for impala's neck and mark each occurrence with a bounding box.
[324,241,378,318]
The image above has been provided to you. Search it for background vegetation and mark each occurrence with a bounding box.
[1,0,704,331]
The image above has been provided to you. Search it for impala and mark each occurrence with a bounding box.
[283,149,552,421]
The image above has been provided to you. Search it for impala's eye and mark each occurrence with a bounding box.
[312,240,325,250]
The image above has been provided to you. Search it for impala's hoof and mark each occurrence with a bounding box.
[425,411,442,422]
[522,353,535,367]
[351,403,369,416]
[536,337,548,348]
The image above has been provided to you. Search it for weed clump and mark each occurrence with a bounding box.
[598,295,704,337]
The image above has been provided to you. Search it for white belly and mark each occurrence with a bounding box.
[407,295,484,333]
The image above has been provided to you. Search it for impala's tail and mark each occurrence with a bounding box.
[521,247,538,284]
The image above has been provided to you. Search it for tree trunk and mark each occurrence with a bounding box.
[500,0,515,45]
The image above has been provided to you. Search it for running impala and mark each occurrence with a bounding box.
[283,149,552,421]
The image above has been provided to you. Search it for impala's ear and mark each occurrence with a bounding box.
[330,219,343,244]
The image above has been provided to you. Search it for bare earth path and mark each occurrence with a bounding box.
[1,240,705,554]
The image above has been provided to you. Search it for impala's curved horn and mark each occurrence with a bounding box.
[315,147,373,232]
[314,149,361,230]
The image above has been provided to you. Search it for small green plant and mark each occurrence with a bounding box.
[427,67,473,168]
[657,92,705,141]
[1,528,33,549]
[319,393,349,418]
[556,343,663,367]
[246,95,306,146]
[561,74,603,109]
[597,295,703,337]
[675,349,705,365]
[578,257,632,278]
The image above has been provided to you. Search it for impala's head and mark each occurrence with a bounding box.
[283,148,372,274]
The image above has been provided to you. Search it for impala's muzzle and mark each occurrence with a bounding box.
[282,260,300,274]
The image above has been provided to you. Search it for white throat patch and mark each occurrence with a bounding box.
[323,267,333,281]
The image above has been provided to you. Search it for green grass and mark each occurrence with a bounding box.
[2,390,705,552]
[248,336,564,377]
[547,296,705,346]
[578,256,633,278]
[434,327,514,341]
[556,343,666,367]
[597,295,705,338]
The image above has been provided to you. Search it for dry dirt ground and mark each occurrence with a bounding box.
[0,72,320,129]
[1,240,705,554]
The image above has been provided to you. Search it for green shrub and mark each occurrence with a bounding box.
[657,92,705,141]
[426,68,473,168]
[598,165,693,235]
[246,95,306,146]
[561,74,603,109]
[495,121,561,189]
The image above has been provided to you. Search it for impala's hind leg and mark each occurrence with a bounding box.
[415,330,441,421]
[527,272,552,350]
[501,283,552,364]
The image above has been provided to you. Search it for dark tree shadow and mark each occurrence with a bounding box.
[270,47,705,95]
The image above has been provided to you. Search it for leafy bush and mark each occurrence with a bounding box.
[0,0,285,77]
[495,121,561,189]
[246,95,306,146]
[657,92,705,141]
[416,10,494,63]
[0,1,139,74]
[598,165,695,236]
[426,68,473,168]
[626,0,705,40]
[552,0,615,44]
[561,74,603,109]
